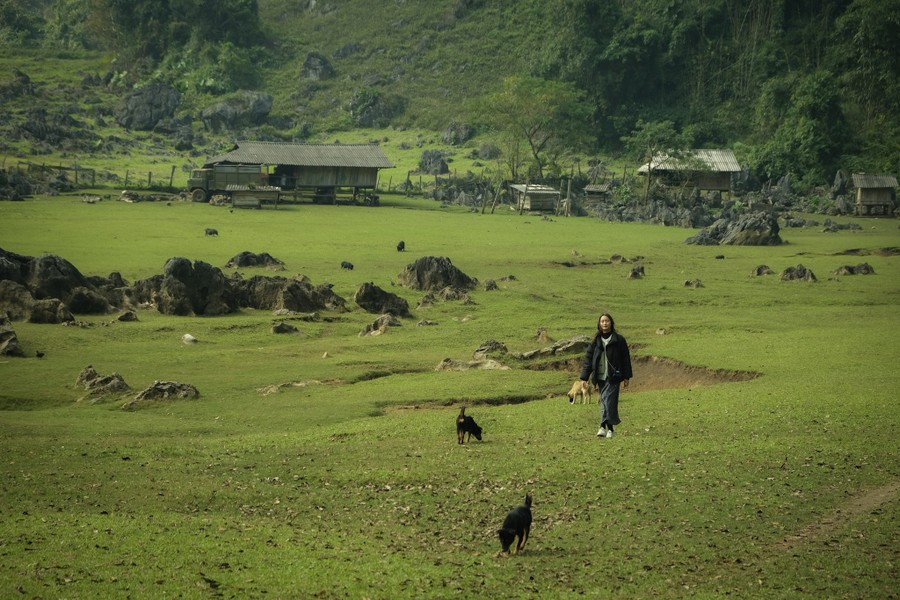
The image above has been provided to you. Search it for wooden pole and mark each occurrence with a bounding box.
[169,165,176,188]
[124,170,129,188]
[147,171,152,187]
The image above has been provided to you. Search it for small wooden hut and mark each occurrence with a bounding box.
[509,184,560,212]
[851,174,897,216]
[584,183,612,204]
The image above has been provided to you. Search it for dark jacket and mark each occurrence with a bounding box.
[580,332,633,386]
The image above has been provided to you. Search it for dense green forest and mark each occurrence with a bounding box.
[1,0,898,189]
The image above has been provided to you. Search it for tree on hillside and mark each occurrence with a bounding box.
[752,70,849,189]
[478,76,591,180]
[86,0,267,92]
[621,120,693,201]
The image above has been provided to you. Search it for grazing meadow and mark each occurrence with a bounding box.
[1,194,898,598]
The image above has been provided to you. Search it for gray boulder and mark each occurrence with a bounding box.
[117,82,180,130]
[441,121,475,146]
[123,381,199,410]
[130,258,239,316]
[200,91,273,132]
[419,150,449,175]
[398,256,477,292]
[686,212,782,246]
[300,52,335,80]
[235,275,347,312]
[0,313,24,357]
[354,282,410,316]
[781,264,817,282]
[225,251,284,268]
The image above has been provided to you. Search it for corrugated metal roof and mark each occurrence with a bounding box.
[207,141,395,169]
[851,173,897,188]
[638,149,740,173]
[509,184,559,194]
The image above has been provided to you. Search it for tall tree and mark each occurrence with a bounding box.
[479,76,591,179]
[621,120,693,201]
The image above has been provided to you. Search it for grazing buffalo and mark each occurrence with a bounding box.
[341,261,354,270]
[205,228,218,236]
[397,240,406,252]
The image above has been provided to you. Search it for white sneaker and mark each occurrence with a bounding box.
[606,430,615,439]
[597,427,606,437]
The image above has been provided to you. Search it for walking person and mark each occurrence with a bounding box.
[580,313,633,438]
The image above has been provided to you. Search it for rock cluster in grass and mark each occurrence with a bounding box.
[398,256,477,292]
[781,264,817,282]
[832,263,875,276]
[359,313,402,336]
[123,380,200,411]
[685,212,782,246]
[225,251,285,268]
[354,282,410,317]
[516,336,592,360]
[76,364,130,403]
[0,248,350,320]
[0,313,25,357]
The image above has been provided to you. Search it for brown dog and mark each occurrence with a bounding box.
[566,380,592,404]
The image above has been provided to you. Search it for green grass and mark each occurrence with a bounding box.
[1,194,898,598]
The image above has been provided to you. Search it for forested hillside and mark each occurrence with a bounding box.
[1,0,897,189]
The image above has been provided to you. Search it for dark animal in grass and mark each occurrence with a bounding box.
[35,350,45,358]
[341,261,354,270]
[204,228,218,236]
[498,494,532,555]
[397,240,405,252]
[456,407,482,444]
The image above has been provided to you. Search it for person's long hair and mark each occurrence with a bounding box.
[595,312,617,338]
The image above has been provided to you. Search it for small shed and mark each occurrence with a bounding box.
[227,184,281,209]
[509,184,561,212]
[584,183,612,204]
[851,174,896,216]
[638,149,740,193]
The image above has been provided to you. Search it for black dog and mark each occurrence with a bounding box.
[204,228,218,236]
[340,261,354,270]
[397,240,405,252]
[498,494,532,554]
[456,407,482,444]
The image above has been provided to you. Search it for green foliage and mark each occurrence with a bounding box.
[157,39,265,94]
[476,75,591,179]
[0,0,43,47]
[752,71,850,188]
[84,0,268,93]
[3,0,899,183]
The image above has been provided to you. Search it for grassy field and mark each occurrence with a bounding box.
[1,193,898,598]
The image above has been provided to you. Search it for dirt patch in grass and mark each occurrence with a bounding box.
[776,480,900,551]
[628,355,759,392]
[528,354,759,393]
[385,355,760,412]
[834,247,900,256]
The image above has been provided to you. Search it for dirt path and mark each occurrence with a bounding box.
[776,480,900,550]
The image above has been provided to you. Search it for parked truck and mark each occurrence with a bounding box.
[187,164,269,202]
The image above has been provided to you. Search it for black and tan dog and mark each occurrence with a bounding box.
[498,494,532,554]
[566,379,593,404]
[456,407,483,444]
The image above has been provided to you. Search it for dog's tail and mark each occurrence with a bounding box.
[524,494,532,508]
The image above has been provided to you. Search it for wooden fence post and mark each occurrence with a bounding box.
[124,171,129,188]
[169,165,176,188]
